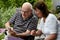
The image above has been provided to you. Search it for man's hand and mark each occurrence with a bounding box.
[8,28,17,37]
[31,30,36,36]
[31,30,43,36]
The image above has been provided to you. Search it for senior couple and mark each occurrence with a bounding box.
[5,1,60,40]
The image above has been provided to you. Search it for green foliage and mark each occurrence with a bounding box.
[0,33,5,40]
[0,0,4,8]
[0,0,38,28]
[0,0,52,28]
[0,0,37,8]
[45,0,52,10]
[0,7,16,28]
[0,0,52,9]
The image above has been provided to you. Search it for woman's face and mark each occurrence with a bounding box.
[34,8,43,18]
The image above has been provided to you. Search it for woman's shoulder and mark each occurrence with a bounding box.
[47,13,57,20]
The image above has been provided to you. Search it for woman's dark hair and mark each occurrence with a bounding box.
[58,17,60,21]
[34,1,50,18]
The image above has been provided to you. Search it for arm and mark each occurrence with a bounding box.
[11,29,42,37]
[35,18,43,36]
[8,29,31,38]
[16,30,31,37]
[44,16,58,40]
[5,13,17,30]
[16,17,38,37]
[36,30,43,36]
[5,21,12,30]
[45,34,57,40]
[31,18,43,36]
[8,16,38,37]
[5,13,17,36]
[31,30,42,36]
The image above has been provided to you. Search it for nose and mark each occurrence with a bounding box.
[22,13,25,16]
[21,11,25,14]
[22,12,26,16]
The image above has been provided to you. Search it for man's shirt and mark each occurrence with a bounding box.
[9,9,38,40]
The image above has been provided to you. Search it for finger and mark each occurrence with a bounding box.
[31,30,35,35]
[31,30,35,33]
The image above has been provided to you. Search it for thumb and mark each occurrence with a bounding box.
[31,30,35,35]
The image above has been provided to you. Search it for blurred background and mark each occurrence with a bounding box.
[0,0,53,28]
[0,0,60,40]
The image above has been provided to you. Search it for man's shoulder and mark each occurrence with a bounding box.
[16,8,21,13]
[15,8,21,16]
[30,15,38,22]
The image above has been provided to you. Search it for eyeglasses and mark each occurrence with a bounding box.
[20,10,30,13]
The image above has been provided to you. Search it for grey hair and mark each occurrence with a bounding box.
[22,2,33,10]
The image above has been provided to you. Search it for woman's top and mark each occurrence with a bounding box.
[37,14,58,39]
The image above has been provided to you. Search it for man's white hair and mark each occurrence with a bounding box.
[22,2,33,10]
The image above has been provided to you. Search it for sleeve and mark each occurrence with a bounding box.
[37,18,43,31]
[27,17,38,31]
[9,13,17,24]
[45,17,57,34]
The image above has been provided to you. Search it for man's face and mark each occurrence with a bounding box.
[21,6,32,20]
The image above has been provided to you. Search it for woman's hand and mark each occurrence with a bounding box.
[31,30,36,36]
[31,30,42,36]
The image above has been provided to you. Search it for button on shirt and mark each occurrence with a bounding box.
[37,14,58,38]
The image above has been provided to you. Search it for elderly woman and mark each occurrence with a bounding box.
[31,1,58,40]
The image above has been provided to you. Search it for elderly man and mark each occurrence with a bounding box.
[5,2,38,40]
